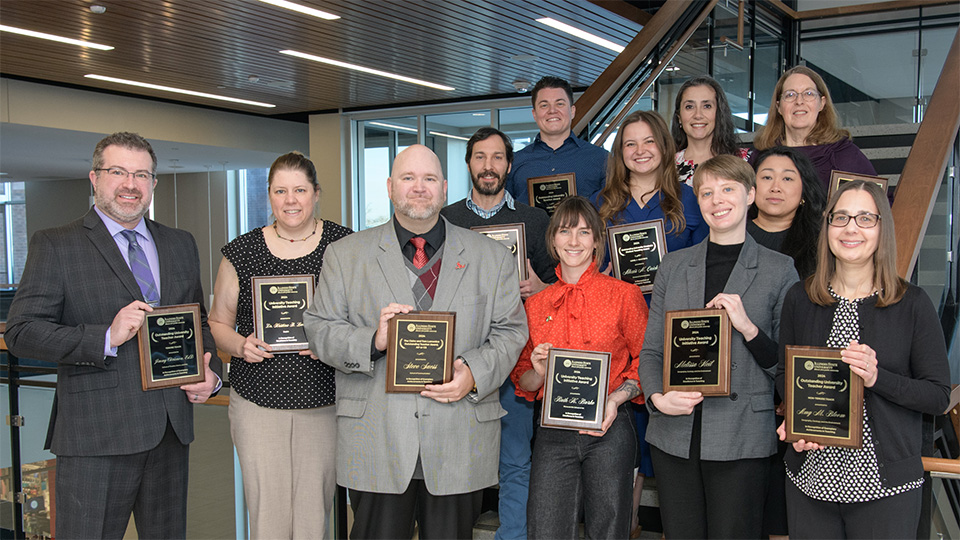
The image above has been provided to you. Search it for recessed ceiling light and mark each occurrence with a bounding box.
[472,113,487,116]
[258,0,340,20]
[369,122,418,133]
[280,50,455,91]
[535,18,625,53]
[84,75,276,108]
[429,132,470,141]
[0,24,114,50]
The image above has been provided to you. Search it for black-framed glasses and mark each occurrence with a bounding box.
[94,167,155,181]
[828,211,881,228]
[780,90,821,103]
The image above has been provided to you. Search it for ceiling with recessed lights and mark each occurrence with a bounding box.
[0,0,647,119]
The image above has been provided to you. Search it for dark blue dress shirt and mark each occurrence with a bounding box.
[506,132,609,204]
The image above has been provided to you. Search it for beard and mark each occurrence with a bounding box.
[471,169,507,197]
[393,196,444,221]
[95,187,151,225]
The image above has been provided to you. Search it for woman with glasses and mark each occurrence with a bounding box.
[209,152,352,539]
[753,66,876,189]
[638,155,798,538]
[775,180,950,539]
[672,75,751,186]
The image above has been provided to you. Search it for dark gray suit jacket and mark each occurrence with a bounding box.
[304,217,528,495]
[6,207,220,456]
[638,235,798,460]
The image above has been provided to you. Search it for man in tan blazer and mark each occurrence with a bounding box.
[304,145,527,539]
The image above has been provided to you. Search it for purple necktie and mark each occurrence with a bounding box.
[121,229,160,305]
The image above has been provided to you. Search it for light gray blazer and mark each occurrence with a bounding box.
[304,217,528,495]
[637,235,798,460]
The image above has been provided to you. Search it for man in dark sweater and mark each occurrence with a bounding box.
[441,127,555,540]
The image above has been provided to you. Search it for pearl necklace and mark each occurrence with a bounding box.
[273,218,319,243]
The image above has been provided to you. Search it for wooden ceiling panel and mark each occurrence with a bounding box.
[0,0,642,116]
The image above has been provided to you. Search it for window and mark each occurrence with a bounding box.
[0,182,27,285]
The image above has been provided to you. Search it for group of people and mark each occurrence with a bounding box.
[4,68,950,540]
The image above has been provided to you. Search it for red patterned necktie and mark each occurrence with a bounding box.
[410,236,428,269]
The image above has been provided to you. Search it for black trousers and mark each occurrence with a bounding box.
[55,421,189,540]
[650,444,769,539]
[785,479,922,539]
[348,480,483,540]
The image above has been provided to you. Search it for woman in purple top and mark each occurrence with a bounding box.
[753,66,877,190]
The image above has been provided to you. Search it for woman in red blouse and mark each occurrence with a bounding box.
[512,196,648,539]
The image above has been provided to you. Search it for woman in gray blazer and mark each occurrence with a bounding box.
[637,155,798,538]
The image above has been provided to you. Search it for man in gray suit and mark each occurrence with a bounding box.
[304,144,527,539]
[6,132,221,539]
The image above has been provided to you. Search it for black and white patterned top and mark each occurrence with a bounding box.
[221,221,352,409]
[786,286,924,502]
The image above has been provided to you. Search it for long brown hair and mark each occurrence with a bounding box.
[598,110,686,235]
[754,66,850,150]
[805,180,906,307]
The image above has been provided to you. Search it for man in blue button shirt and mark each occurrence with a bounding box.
[506,76,610,204]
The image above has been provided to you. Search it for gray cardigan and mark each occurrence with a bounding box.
[638,235,798,460]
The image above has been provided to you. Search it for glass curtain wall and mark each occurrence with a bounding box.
[654,2,787,137]
[425,110,492,204]
[349,99,537,231]
[798,5,959,126]
[357,117,418,229]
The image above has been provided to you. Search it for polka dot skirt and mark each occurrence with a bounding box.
[221,221,352,409]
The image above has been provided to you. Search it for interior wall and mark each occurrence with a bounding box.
[24,178,91,239]
[154,171,229,306]
[309,112,349,227]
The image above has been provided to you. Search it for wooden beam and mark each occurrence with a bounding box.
[587,0,653,26]
[892,27,960,278]
[795,0,957,20]
[573,1,716,134]
[766,0,799,19]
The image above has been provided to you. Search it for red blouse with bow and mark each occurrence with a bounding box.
[512,262,648,403]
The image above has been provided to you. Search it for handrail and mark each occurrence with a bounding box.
[922,385,960,477]
[590,2,716,147]
[572,0,702,135]
[891,27,960,279]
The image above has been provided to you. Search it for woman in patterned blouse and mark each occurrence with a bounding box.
[671,75,751,187]
[208,152,352,539]
[775,180,951,538]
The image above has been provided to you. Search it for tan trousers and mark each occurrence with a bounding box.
[229,392,337,539]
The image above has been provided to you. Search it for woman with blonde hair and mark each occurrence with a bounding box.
[753,66,876,188]
[776,180,950,538]
[638,155,798,538]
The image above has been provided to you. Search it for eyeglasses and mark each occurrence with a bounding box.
[780,90,821,103]
[95,167,155,181]
[827,211,880,228]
